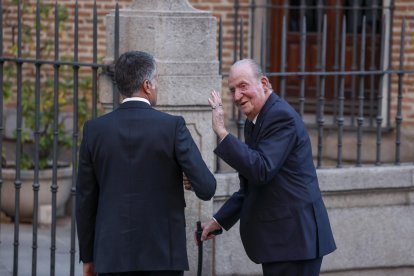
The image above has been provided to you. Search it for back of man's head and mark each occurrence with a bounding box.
[114,51,156,98]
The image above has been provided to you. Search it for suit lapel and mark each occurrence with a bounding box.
[250,93,278,142]
[244,120,254,146]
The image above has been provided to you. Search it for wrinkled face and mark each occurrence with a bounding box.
[228,64,270,121]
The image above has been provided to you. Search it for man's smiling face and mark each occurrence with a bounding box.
[228,63,270,121]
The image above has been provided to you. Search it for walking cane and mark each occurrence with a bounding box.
[196,221,203,276]
[195,221,223,276]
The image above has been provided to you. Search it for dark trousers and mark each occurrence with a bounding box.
[262,257,323,276]
[99,271,183,276]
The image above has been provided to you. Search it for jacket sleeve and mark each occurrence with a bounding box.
[213,174,247,230]
[174,116,216,200]
[214,109,297,186]
[76,121,99,263]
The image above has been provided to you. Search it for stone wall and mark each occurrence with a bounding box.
[212,165,414,275]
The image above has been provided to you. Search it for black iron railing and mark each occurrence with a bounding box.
[0,0,412,274]
[215,0,410,171]
[0,1,120,275]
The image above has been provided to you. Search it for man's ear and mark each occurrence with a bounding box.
[143,79,152,95]
[261,76,270,92]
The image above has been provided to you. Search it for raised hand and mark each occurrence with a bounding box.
[208,90,228,141]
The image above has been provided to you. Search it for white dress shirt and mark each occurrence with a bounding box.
[122,97,150,106]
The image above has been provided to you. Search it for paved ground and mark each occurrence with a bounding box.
[0,216,83,275]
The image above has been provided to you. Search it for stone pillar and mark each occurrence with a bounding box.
[100,1,220,275]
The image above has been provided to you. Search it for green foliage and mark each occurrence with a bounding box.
[3,1,93,169]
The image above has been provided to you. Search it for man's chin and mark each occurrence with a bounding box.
[237,105,251,117]
[244,111,253,120]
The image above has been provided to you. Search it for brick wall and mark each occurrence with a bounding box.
[1,0,132,105]
[1,0,245,70]
[2,0,413,129]
[2,0,131,61]
[392,2,414,128]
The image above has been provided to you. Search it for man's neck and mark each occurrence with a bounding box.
[247,91,271,122]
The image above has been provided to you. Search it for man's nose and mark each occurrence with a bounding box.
[234,90,242,102]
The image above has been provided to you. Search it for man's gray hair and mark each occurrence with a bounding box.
[231,59,272,89]
[114,51,157,98]
[231,59,264,79]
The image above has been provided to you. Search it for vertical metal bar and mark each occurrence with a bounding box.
[70,1,80,275]
[316,0,324,52]
[113,1,120,110]
[395,19,405,165]
[239,18,244,61]
[216,16,223,173]
[280,16,287,99]
[50,1,60,275]
[283,0,289,19]
[315,0,323,124]
[299,0,305,20]
[332,0,341,124]
[350,1,359,127]
[264,0,271,73]
[233,0,239,63]
[232,0,240,120]
[356,16,367,167]
[13,1,23,275]
[237,19,244,140]
[375,15,387,166]
[92,0,98,119]
[250,0,256,58]
[0,0,4,246]
[31,1,42,275]
[282,0,289,96]
[386,0,395,127]
[317,15,327,169]
[298,16,306,117]
[369,0,378,126]
[337,17,347,168]
[260,19,266,73]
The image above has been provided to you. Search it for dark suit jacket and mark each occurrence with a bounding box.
[214,93,336,264]
[76,101,216,273]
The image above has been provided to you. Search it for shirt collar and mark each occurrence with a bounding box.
[252,114,259,125]
[122,97,151,106]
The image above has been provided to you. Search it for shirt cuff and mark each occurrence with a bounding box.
[212,217,223,229]
[218,133,229,144]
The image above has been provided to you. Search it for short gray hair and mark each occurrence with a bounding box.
[231,59,272,89]
[114,51,157,98]
[231,59,264,79]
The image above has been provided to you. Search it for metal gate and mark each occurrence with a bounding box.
[0,0,413,275]
[218,0,412,170]
[0,1,120,275]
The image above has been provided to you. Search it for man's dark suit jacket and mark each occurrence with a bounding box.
[214,93,336,264]
[76,101,216,273]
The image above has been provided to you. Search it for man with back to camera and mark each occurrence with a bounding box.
[199,59,336,275]
[76,51,216,276]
